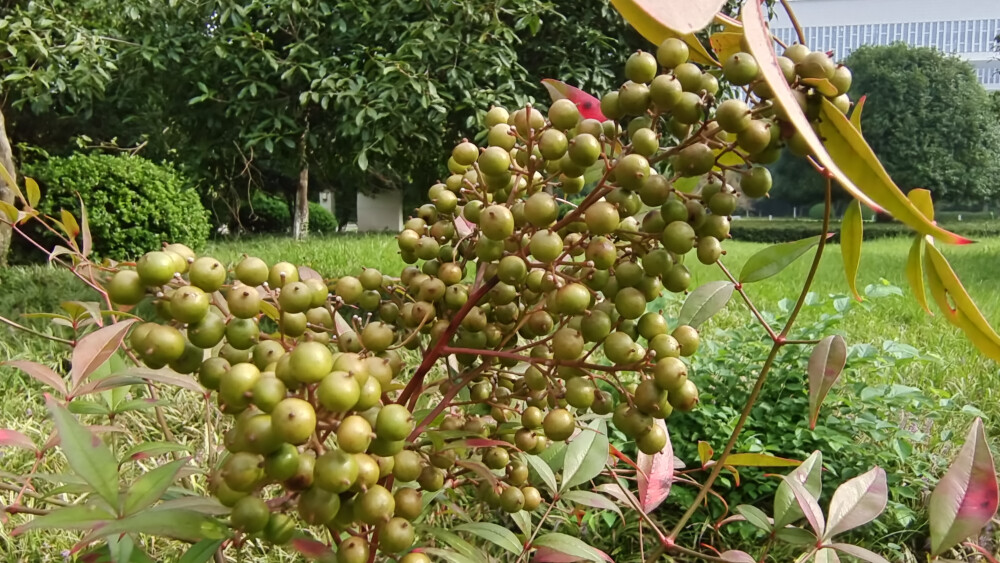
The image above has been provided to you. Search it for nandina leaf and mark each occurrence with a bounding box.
[561,418,608,491]
[678,281,734,328]
[783,473,825,535]
[808,335,847,430]
[46,396,119,508]
[816,97,969,244]
[719,551,756,563]
[697,440,714,467]
[177,540,224,563]
[11,504,115,535]
[841,199,864,301]
[774,450,823,529]
[637,419,673,513]
[709,32,743,61]
[828,543,890,563]
[739,234,831,284]
[25,176,40,208]
[908,188,935,221]
[906,236,932,315]
[923,243,1000,362]
[823,467,888,539]
[610,0,726,34]
[124,457,190,515]
[92,508,229,542]
[532,533,612,562]
[609,0,718,65]
[120,441,190,464]
[6,360,68,395]
[60,209,81,240]
[929,418,999,555]
[595,482,642,511]
[70,319,137,390]
[455,523,522,556]
[540,79,606,122]
[525,453,558,492]
[734,505,772,532]
[724,453,802,467]
[0,159,25,203]
[850,95,867,132]
[418,548,483,563]
[0,200,17,222]
[0,428,36,451]
[814,548,842,563]
[561,490,624,519]
[801,77,839,97]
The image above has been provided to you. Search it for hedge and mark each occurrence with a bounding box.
[729,219,1000,243]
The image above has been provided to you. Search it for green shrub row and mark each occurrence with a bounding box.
[730,219,1000,243]
[239,191,338,235]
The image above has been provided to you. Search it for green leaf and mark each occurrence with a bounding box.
[533,532,610,562]
[739,234,830,284]
[121,442,191,464]
[735,504,772,532]
[849,95,867,132]
[677,281,734,328]
[929,418,998,555]
[46,397,119,508]
[841,199,863,301]
[775,526,816,545]
[561,418,608,491]
[801,77,838,97]
[923,244,1000,362]
[823,467,888,540]
[774,451,823,529]
[525,453,558,493]
[11,504,114,535]
[124,457,190,515]
[419,526,487,563]
[829,543,890,563]
[908,188,935,221]
[807,335,847,430]
[25,177,40,208]
[906,236,932,315]
[420,548,484,563]
[698,441,714,466]
[561,490,623,519]
[454,522,522,556]
[724,453,801,468]
[92,509,230,542]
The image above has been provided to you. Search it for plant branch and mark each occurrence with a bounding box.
[0,314,74,345]
[779,177,832,340]
[715,262,778,341]
[779,0,807,45]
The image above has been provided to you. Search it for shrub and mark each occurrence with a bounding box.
[308,202,338,235]
[730,219,1000,243]
[240,191,291,234]
[22,153,210,259]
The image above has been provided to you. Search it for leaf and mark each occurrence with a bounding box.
[841,199,863,301]
[0,159,25,202]
[828,543,891,563]
[783,473,825,536]
[609,0,718,66]
[906,236,932,315]
[92,509,230,542]
[525,453,558,493]
[77,194,92,258]
[124,457,190,515]
[420,548,486,563]
[454,522,522,556]
[739,234,831,284]
[709,32,743,61]
[801,77,839,97]
[849,95,867,132]
[929,418,999,555]
[177,540,224,563]
[776,526,817,545]
[610,0,726,34]
[70,320,137,390]
[297,266,323,281]
[25,177,39,208]
[0,200,17,222]
[923,244,1000,359]
[735,505,772,532]
[72,368,205,398]
[698,441,714,467]
[636,419,673,513]
[815,98,969,245]
[5,360,67,395]
[808,335,848,430]
[677,281,734,328]
[420,526,487,563]
[724,453,802,468]
[60,209,81,240]
[561,418,608,491]
[532,533,612,562]
[561,490,623,519]
[0,429,36,451]
[774,451,823,529]
[815,548,842,563]
[823,467,888,540]
[46,397,119,508]
[719,551,756,563]
[595,482,641,511]
[908,188,935,221]
[11,504,114,535]
[290,538,334,559]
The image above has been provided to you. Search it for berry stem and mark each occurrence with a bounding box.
[779,0,808,45]
[0,314,74,345]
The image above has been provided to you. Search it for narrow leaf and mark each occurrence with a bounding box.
[823,467,888,539]
[561,418,608,491]
[124,457,190,515]
[783,473,826,536]
[735,505,772,532]
[0,200,17,222]
[0,429,36,451]
[698,440,714,467]
[801,77,839,97]
[841,199,863,301]
[923,244,1000,361]
[815,548,842,563]
[740,234,830,284]
[562,490,624,519]
[91,509,229,542]
[595,482,641,511]
[419,548,482,563]
[678,281,734,328]
[908,188,935,221]
[774,451,823,529]
[77,194,92,258]
[929,418,999,555]
[177,540,224,563]
[724,453,802,468]
[637,419,673,513]
[849,95,867,132]
[11,504,114,535]
[719,551,756,563]
[829,543,890,563]
[455,522,522,556]
[25,177,40,208]
[709,32,743,61]
[0,160,25,203]
[46,397,119,507]
[60,209,81,239]
[525,454,558,493]
[906,236,932,315]
[808,335,848,430]
[290,538,333,559]
[609,0,718,65]
[610,0,725,34]
[6,360,67,395]
[533,533,612,562]
[70,320,137,390]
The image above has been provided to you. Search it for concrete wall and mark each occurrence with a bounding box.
[356,190,403,232]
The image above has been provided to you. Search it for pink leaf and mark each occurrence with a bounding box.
[929,418,999,555]
[540,79,606,121]
[6,360,68,396]
[0,429,36,451]
[719,551,756,563]
[454,215,475,238]
[783,473,826,536]
[533,547,583,562]
[70,319,137,389]
[290,538,334,559]
[637,419,673,513]
[297,266,323,281]
[828,543,890,563]
[808,335,847,429]
[823,467,888,540]
[595,482,641,510]
[610,0,727,35]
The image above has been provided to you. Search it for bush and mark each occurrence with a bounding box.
[731,219,1000,243]
[308,202,338,235]
[240,191,291,234]
[22,153,210,259]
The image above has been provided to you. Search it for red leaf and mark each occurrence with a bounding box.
[533,547,583,562]
[808,335,847,429]
[6,360,68,396]
[637,419,673,513]
[461,438,519,450]
[290,538,334,559]
[70,320,137,389]
[297,266,324,281]
[540,79,606,121]
[0,429,36,451]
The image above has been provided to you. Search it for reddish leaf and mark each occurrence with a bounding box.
[929,418,999,555]
[698,441,714,467]
[719,551,756,563]
[828,543,890,563]
[637,419,673,513]
[540,79,606,121]
[70,320,137,389]
[290,538,334,559]
[532,533,612,562]
[783,473,825,536]
[60,209,81,240]
[533,547,583,562]
[0,429,36,451]
[456,438,518,450]
[808,335,847,429]
[823,467,888,540]
[6,360,68,395]
[297,266,323,281]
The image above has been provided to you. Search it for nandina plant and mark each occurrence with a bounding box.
[1,1,998,562]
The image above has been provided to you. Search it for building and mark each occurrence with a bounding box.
[770,0,1000,90]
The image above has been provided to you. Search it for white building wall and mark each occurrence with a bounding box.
[771,0,1000,90]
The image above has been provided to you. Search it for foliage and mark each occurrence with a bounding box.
[21,153,210,259]
[239,191,292,235]
[729,219,1000,243]
[307,203,338,235]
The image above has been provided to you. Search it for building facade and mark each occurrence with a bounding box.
[770,0,1000,90]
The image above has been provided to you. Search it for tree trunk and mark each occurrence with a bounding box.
[293,163,309,240]
[0,106,17,267]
